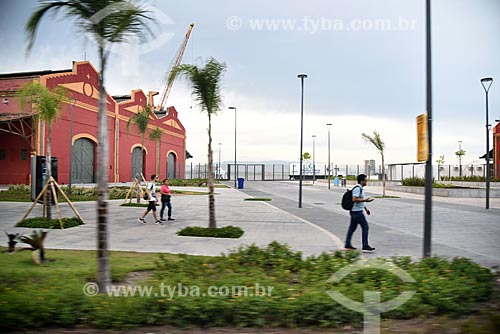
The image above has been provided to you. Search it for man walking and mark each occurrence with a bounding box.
[138,174,162,225]
[344,174,375,252]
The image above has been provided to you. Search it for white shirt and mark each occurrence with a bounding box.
[147,182,157,202]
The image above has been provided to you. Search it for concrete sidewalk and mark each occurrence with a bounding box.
[238,180,500,268]
[0,186,340,257]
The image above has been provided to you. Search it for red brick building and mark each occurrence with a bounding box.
[0,61,186,185]
[494,122,500,178]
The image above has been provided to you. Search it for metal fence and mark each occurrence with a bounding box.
[185,163,289,181]
[387,163,492,181]
[185,162,493,181]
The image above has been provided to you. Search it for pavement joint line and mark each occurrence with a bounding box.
[261,201,344,249]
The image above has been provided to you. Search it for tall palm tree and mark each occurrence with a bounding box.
[149,127,163,177]
[18,82,66,221]
[362,130,387,196]
[127,104,153,177]
[169,57,226,229]
[127,104,153,203]
[26,0,154,292]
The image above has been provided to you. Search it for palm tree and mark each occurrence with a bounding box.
[362,130,386,196]
[149,127,163,177]
[169,57,226,229]
[127,104,153,176]
[455,149,466,177]
[18,82,66,221]
[436,155,445,180]
[26,0,154,292]
[127,104,153,202]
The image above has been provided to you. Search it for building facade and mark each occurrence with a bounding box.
[494,122,500,178]
[0,61,186,185]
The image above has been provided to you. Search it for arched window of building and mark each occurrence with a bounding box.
[71,138,95,183]
[131,147,146,180]
[167,152,177,179]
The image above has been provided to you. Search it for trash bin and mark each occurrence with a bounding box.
[237,177,245,189]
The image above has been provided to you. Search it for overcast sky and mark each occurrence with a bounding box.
[1,0,499,166]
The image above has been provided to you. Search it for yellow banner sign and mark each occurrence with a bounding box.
[417,113,428,162]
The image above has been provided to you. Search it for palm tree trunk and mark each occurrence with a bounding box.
[157,140,160,177]
[137,136,144,203]
[46,125,52,221]
[96,46,111,293]
[207,112,216,229]
[381,153,386,197]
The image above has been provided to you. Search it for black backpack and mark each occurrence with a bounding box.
[341,185,361,211]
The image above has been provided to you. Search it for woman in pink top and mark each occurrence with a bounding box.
[160,179,175,221]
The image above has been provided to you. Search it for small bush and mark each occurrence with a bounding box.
[401,177,426,186]
[401,178,478,189]
[177,225,244,238]
[441,175,500,182]
[244,198,272,201]
[15,217,84,229]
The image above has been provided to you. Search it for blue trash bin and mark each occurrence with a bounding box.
[237,177,244,189]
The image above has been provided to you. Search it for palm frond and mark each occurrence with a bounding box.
[127,104,152,134]
[169,57,227,115]
[362,130,385,154]
[149,127,162,140]
[17,82,67,126]
[26,0,156,54]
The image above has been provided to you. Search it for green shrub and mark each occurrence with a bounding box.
[441,175,500,182]
[7,184,31,193]
[401,177,426,186]
[176,225,244,238]
[244,198,272,201]
[15,217,84,229]
[401,178,479,188]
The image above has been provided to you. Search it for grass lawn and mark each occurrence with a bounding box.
[0,243,498,333]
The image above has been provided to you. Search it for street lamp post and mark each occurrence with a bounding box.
[68,98,76,194]
[312,135,316,184]
[327,123,332,189]
[297,74,307,208]
[218,143,222,180]
[423,0,433,258]
[481,77,493,210]
[229,106,237,188]
[458,140,462,177]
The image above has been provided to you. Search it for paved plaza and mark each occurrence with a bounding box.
[0,180,499,267]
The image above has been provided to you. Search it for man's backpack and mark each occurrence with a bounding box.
[341,185,360,211]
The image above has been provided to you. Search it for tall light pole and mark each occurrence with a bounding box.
[229,106,237,188]
[312,135,316,184]
[481,77,493,210]
[327,123,332,189]
[218,143,222,180]
[423,0,433,258]
[297,74,307,208]
[458,140,462,177]
[68,97,76,194]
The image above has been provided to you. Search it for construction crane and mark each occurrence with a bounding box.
[149,22,194,112]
